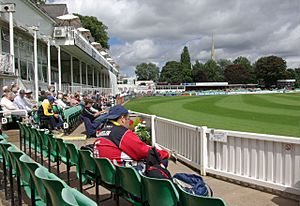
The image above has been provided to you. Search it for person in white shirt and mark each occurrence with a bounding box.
[56,93,68,110]
[0,92,26,117]
[13,89,32,114]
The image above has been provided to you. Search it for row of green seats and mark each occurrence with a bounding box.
[0,138,97,206]
[63,105,83,132]
[17,122,227,206]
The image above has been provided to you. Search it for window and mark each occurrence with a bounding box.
[20,60,27,80]
[82,62,86,84]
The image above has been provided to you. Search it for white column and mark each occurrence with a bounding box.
[85,64,88,86]
[33,28,39,102]
[47,39,51,86]
[92,67,95,87]
[79,61,82,84]
[70,55,73,86]
[58,46,62,90]
[9,12,15,74]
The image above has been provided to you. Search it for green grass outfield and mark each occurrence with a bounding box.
[125,93,300,137]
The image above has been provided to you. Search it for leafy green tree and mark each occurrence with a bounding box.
[224,64,251,84]
[75,14,110,49]
[294,68,300,87]
[135,63,159,81]
[233,56,256,83]
[204,60,224,82]
[255,56,287,88]
[192,60,207,82]
[217,59,232,71]
[180,46,192,82]
[285,68,296,79]
[160,61,184,83]
[180,46,191,68]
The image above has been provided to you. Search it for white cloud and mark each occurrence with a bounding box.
[53,0,300,75]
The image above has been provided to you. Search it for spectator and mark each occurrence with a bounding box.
[38,95,63,132]
[39,90,48,101]
[0,92,27,117]
[24,90,36,106]
[93,105,169,165]
[81,99,105,128]
[13,89,33,114]
[56,93,68,110]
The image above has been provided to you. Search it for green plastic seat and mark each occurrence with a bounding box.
[34,167,68,206]
[140,172,179,206]
[47,134,60,174]
[31,127,40,161]
[19,154,46,206]
[0,141,12,200]
[115,164,144,205]
[36,129,49,164]
[61,187,97,206]
[94,157,118,204]
[65,142,80,184]
[17,121,24,150]
[176,184,227,206]
[57,138,76,184]
[22,123,31,154]
[78,149,97,193]
[7,145,32,206]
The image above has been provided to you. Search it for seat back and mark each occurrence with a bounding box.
[115,164,143,199]
[19,154,46,203]
[94,157,116,185]
[61,187,97,206]
[56,138,67,159]
[35,167,67,206]
[140,172,179,206]
[177,184,227,206]
[0,140,12,167]
[80,115,96,136]
[79,149,97,182]
[7,145,23,175]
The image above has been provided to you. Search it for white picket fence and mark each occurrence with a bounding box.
[130,111,300,196]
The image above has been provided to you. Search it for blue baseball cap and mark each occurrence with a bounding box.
[47,96,55,103]
[106,105,128,120]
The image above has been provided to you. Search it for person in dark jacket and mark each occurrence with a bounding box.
[93,105,170,165]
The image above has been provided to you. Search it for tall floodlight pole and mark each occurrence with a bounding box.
[0,3,16,74]
[30,26,39,102]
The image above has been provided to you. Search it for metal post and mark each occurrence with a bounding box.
[92,67,95,87]
[57,46,61,90]
[85,64,88,86]
[200,126,207,175]
[47,38,51,86]
[151,115,156,146]
[32,27,39,103]
[9,12,15,75]
[79,60,82,84]
[70,55,73,86]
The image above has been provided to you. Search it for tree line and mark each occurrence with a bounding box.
[135,46,300,88]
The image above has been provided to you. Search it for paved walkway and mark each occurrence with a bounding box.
[1,126,299,206]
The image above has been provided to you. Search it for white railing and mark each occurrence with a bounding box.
[81,87,112,95]
[130,111,300,196]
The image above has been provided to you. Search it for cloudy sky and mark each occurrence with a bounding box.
[52,0,300,76]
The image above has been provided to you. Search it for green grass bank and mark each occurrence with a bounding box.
[125,93,300,137]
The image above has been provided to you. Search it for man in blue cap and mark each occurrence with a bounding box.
[38,95,63,132]
[93,104,170,165]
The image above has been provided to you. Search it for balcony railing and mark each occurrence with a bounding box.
[53,26,118,75]
[0,53,14,75]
